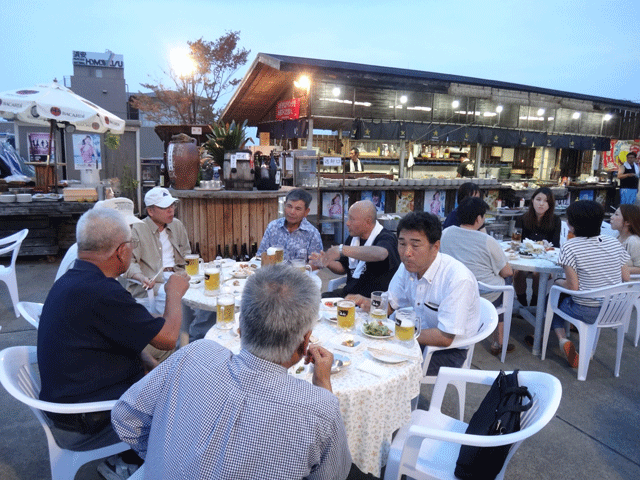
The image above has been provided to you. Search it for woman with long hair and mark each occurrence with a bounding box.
[514,187,562,306]
[610,204,640,274]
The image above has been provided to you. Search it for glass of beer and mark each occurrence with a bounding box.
[511,228,522,243]
[336,300,356,332]
[274,245,284,263]
[370,291,388,321]
[216,294,235,329]
[263,247,277,266]
[394,308,421,343]
[185,254,202,276]
[291,258,311,274]
[203,266,220,296]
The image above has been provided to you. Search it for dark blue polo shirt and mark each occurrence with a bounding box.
[38,260,165,403]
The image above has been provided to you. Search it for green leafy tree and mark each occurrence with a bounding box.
[131,31,249,125]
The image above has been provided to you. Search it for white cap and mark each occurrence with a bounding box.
[144,187,178,209]
[94,197,143,225]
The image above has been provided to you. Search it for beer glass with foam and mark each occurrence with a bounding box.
[216,294,235,329]
[185,254,202,276]
[394,308,421,343]
[203,266,220,296]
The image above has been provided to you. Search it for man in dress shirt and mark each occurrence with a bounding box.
[111,265,356,480]
[124,186,215,344]
[618,151,639,205]
[315,200,400,298]
[353,211,480,375]
[257,188,323,262]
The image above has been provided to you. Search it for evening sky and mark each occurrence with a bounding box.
[1,0,638,106]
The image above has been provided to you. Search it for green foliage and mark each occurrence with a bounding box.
[131,31,250,125]
[203,119,253,165]
[104,132,120,150]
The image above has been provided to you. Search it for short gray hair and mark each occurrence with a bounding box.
[76,208,130,253]
[285,189,313,209]
[240,264,320,364]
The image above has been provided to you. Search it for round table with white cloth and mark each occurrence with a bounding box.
[204,307,422,476]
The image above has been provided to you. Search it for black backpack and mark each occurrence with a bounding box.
[454,370,533,480]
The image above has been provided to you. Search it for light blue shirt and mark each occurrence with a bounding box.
[257,217,323,261]
[111,341,352,480]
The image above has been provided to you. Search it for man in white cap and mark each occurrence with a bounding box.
[124,187,215,342]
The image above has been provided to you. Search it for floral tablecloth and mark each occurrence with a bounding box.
[205,313,422,475]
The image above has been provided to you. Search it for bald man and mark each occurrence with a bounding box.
[313,200,400,298]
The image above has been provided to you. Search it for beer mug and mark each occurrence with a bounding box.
[394,308,421,343]
[203,266,220,296]
[291,258,312,274]
[336,300,356,332]
[370,291,388,321]
[274,245,284,263]
[262,247,277,266]
[185,254,203,276]
[216,294,235,329]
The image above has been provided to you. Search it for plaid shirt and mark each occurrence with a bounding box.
[112,341,352,480]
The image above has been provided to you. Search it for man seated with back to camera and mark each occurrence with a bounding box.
[111,264,379,480]
[440,196,514,356]
[349,211,480,376]
[37,208,189,478]
[313,200,400,299]
[257,188,323,263]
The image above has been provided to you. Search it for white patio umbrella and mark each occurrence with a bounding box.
[0,80,125,134]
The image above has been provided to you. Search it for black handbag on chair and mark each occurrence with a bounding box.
[454,370,533,480]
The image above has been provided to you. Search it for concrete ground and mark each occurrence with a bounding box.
[1,257,640,479]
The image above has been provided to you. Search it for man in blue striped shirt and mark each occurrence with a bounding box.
[111,265,355,479]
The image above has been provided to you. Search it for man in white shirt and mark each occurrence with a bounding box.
[387,212,480,375]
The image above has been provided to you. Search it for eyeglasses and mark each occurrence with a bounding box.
[119,238,140,250]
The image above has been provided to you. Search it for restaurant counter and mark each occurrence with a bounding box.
[171,188,291,262]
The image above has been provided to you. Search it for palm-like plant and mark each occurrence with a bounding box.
[203,119,253,166]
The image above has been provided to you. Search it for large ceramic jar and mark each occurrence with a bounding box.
[167,134,199,190]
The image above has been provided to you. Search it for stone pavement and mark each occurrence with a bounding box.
[1,258,639,479]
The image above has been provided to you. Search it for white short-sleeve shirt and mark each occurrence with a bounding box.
[388,253,480,339]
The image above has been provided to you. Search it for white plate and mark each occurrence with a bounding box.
[368,350,407,364]
[224,278,246,293]
[220,259,237,268]
[360,322,394,339]
[189,274,204,285]
[321,311,337,323]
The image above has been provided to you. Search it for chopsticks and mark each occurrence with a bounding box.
[367,346,422,362]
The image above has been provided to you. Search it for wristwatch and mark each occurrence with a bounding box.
[339,244,344,256]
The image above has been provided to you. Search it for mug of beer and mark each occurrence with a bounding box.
[274,245,284,263]
[185,254,203,276]
[370,291,388,321]
[203,266,221,296]
[394,308,421,343]
[216,294,235,329]
[337,300,356,332]
[291,258,312,274]
[262,247,277,266]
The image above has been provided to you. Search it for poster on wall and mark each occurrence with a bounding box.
[603,139,640,170]
[424,190,446,218]
[322,192,349,235]
[28,132,55,162]
[361,190,385,213]
[396,191,415,213]
[73,134,101,170]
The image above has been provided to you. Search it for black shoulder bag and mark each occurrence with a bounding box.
[454,370,533,480]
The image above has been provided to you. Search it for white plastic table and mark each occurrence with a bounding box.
[503,242,564,355]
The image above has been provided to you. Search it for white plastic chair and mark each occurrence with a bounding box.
[16,244,79,329]
[384,367,562,480]
[0,229,29,317]
[478,281,515,363]
[628,274,640,347]
[421,297,499,420]
[327,274,347,292]
[0,346,128,480]
[541,282,640,381]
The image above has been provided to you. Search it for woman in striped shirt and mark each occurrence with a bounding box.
[551,200,630,368]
